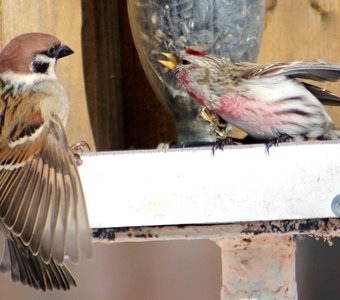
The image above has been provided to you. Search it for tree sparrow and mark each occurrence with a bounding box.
[0,32,92,290]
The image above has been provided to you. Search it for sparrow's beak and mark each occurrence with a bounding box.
[56,44,74,59]
[158,52,177,69]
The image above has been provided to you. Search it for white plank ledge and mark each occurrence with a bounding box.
[78,141,340,229]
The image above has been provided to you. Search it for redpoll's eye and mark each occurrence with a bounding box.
[181,59,191,65]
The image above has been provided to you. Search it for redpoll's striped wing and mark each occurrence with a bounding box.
[0,231,76,290]
[0,110,92,265]
[246,62,340,105]
[252,61,340,82]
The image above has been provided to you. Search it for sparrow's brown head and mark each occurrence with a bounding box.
[0,32,74,75]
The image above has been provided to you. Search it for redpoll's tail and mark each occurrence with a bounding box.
[303,82,340,106]
[320,130,340,140]
[0,234,76,291]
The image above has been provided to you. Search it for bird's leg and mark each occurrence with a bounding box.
[265,134,292,154]
[211,136,238,155]
[70,141,90,166]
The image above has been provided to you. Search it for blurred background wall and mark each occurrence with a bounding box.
[0,0,339,299]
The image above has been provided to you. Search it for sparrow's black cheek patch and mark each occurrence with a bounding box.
[32,61,49,74]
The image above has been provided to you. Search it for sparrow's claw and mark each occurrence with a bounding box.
[70,141,90,166]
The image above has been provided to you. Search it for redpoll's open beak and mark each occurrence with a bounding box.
[158,52,177,69]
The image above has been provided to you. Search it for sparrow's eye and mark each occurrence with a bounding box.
[47,46,56,57]
[32,61,49,73]
[181,59,191,65]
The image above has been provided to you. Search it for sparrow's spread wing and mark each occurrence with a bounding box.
[0,92,91,265]
[0,230,76,290]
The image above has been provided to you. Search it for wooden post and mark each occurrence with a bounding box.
[81,0,125,150]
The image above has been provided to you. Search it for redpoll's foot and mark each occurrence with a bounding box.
[265,134,293,154]
[71,141,91,166]
[211,136,236,155]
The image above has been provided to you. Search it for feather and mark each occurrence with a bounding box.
[302,82,340,105]
[253,61,340,82]
[184,48,206,56]
[0,102,91,265]
[53,172,67,264]
[1,230,76,290]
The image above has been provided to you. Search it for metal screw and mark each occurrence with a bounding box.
[331,195,340,217]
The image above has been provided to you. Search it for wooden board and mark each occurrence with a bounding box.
[80,142,340,228]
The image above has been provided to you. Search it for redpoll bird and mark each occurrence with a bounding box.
[159,48,340,144]
[0,33,92,290]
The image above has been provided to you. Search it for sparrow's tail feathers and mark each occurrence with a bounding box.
[0,234,76,291]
